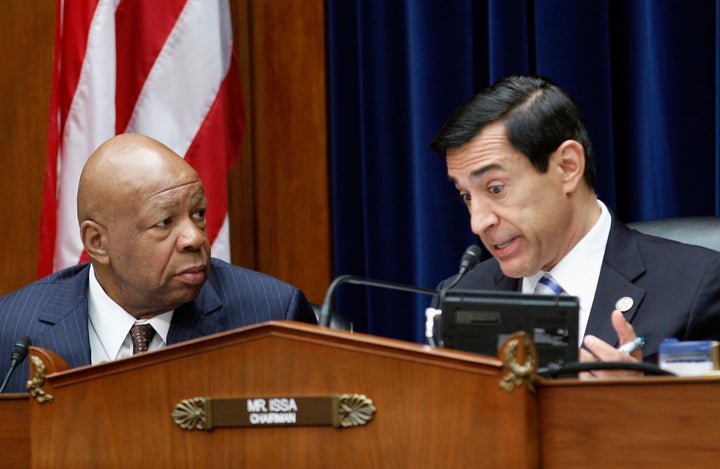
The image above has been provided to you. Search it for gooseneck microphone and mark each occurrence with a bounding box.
[318,275,438,328]
[428,245,484,346]
[0,336,32,393]
[442,244,483,292]
[318,245,484,329]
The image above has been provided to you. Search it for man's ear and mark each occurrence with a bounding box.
[80,220,110,264]
[554,139,586,194]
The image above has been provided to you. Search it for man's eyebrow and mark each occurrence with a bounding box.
[470,163,503,178]
[191,189,207,204]
[448,163,504,184]
[148,187,206,211]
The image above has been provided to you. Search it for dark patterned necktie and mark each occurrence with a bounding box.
[130,323,156,354]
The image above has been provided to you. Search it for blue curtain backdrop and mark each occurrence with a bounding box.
[326,0,720,343]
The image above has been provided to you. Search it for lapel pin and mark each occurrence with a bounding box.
[615,296,634,313]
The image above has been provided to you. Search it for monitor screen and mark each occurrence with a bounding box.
[440,289,579,368]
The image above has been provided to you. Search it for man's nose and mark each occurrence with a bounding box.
[178,219,207,250]
[469,200,498,235]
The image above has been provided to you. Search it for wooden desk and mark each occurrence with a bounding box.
[0,393,30,468]
[4,322,720,467]
[25,322,538,468]
[538,375,720,467]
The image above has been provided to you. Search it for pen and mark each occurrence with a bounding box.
[617,336,646,354]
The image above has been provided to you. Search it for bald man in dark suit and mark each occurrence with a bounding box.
[0,133,316,393]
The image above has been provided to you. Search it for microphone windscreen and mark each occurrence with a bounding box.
[459,244,483,271]
[10,336,31,363]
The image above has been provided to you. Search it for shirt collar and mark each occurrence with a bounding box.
[523,199,611,301]
[522,199,612,341]
[546,199,611,304]
[88,265,173,360]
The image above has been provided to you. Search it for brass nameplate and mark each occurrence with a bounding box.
[172,394,375,431]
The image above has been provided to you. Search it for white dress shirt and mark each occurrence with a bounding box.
[522,199,612,344]
[87,265,174,364]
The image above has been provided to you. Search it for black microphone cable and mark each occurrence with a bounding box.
[538,360,675,378]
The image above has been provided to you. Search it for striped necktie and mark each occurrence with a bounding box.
[535,273,565,296]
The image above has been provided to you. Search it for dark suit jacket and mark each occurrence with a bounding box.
[439,217,720,363]
[0,258,316,393]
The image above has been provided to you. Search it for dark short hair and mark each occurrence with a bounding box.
[430,75,596,189]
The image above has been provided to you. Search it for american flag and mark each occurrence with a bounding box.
[38,0,245,276]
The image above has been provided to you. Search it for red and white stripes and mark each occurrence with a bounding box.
[39,0,244,277]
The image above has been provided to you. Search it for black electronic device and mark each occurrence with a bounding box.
[440,290,579,368]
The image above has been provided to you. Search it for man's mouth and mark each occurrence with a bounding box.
[490,236,520,258]
[495,239,513,249]
[177,265,208,284]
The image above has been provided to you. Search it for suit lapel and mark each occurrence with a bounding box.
[493,268,521,291]
[27,263,226,364]
[35,265,93,367]
[167,277,223,343]
[464,219,647,347]
[585,219,647,346]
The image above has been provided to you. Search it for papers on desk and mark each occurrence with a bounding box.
[658,338,720,376]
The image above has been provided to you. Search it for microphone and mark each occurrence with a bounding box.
[318,275,438,328]
[0,336,32,393]
[318,245,483,329]
[442,244,483,292]
[428,245,484,347]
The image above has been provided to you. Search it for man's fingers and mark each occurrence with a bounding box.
[611,309,636,344]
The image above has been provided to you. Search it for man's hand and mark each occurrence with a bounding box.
[578,309,643,378]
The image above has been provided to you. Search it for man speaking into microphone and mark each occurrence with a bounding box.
[430,75,720,377]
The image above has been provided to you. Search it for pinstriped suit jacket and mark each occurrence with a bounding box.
[438,217,720,363]
[0,258,317,393]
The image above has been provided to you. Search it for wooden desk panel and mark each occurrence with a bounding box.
[538,376,720,467]
[0,394,30,468]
